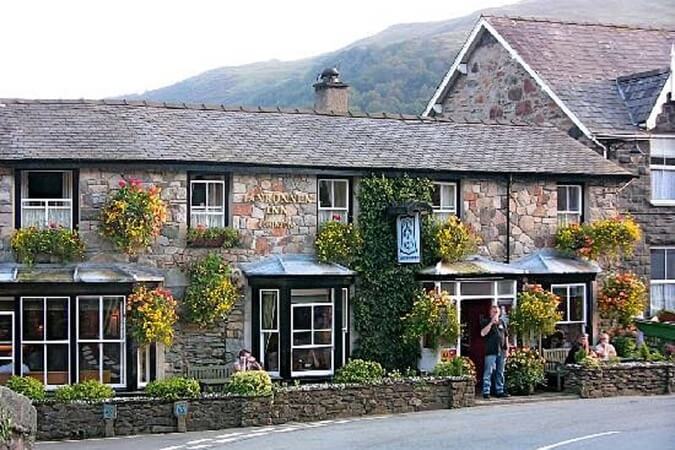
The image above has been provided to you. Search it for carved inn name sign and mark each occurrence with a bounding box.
[244,190,315,229]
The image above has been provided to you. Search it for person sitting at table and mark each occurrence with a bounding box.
[595,333,617,360]
[565,333,595,364]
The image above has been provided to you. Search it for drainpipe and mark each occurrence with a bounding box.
[506,173,512,264]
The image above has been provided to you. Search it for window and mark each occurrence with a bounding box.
[20,171,73,228]
[291,289,333,376]
[0,312,14,383]
[432,182,457,221]
[20,297,70,387]
[651,248,675,314]
[137,345,151,388]
[551,284,586,324]
[259,290,280,377]
[190,175,226,228]
[341,288,349,367]
[318,179,349,224]
[557,184,582,226]
[76,296,125,387]
[651,139,675,205]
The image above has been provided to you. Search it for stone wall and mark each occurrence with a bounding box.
[35,378,474,441]
[0,168,13,263]
[0,386,37,450]
[509,179,558,258]
[564,362,674,398]
[440,32,575,134]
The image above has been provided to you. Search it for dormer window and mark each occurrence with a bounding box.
[20,171,74,229]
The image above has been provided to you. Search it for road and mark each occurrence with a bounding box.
[37,395,675,450]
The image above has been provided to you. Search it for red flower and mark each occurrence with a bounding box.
[118,179,127,188]
[332,214,342,221]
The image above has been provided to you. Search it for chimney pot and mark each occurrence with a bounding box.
[313,67,349,114]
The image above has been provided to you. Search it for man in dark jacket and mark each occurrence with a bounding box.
[480,304,510,399]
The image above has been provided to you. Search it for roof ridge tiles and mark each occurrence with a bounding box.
[482,14,675,32]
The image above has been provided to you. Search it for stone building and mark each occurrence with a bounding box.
[424,16,675,315]
[0,69,629,389]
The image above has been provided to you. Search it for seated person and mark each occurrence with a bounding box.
[595,333,617,360]
[233,349,262,372]
[565,333,596,364]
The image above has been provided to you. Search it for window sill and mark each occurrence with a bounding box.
[650,200,675,207]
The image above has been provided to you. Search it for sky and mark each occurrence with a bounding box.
[0,0,516,99]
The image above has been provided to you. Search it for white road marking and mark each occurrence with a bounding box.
[186,438,213,445]
[535,431,621,450]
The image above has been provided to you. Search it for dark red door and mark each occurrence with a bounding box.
[460,299,493,385]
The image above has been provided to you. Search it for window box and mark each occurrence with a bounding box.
[185,226,239,249]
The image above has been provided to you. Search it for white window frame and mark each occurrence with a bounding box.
[20,170,73,229]
[551,284,587,324]
[190,178,226,228]
[557,184,582,226]
[432,182,457,219]
[20,296,70,389]
[0,311,15,377]
[650,246,675,314]
[318,178,349,224]
[433,280,517,354]
[341,288,349,367]
[650,138,675,206]
[75,296,126,388]
[137,345,151,388]
[259,289,280,378]
[290,289,334,378]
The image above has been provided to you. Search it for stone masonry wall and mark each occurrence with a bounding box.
[564,362,674,398]
[35,378,474,441]
[440,32,575,134]
[509,179,558,258]
[0,168,13,263]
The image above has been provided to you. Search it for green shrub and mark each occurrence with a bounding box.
[145,377,201,400]
[334,359,385,384]
[612,335,637,358]
[6,376,45,401]
[434,216,479,263]
[505,349,546,395]
[225,371,272,396]
[638,344,666,362]
[54,380,114,403]
[315,221,362,268]
[183,254,240,327]
[10,226,85,265]
[432,357,476,379]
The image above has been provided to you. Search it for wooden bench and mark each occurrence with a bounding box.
[543,348,570,391]
[186,365,232,392]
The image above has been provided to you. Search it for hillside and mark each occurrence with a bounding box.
[126,0,675,114]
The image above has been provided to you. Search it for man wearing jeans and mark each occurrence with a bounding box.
[480,305,510,399]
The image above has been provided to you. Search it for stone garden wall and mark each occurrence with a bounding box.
[0,386,37,450]
[35,378,474,441]
[564,362,674,398]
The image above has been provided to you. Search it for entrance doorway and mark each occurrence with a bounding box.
[460,299,492,384]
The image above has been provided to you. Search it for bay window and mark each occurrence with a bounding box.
[21,297,70,387]
[291,289,333,377]
[551,284,586,323]
[651,138,675,205]
[190,175,226,228]
[20,170,73,229]
[432,182,457,221]
[557,184,582,226]
[650,247,675,314]
[76,296,125,386]
[318,179,349,224]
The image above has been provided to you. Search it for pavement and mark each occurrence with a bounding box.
[37,395,675,450]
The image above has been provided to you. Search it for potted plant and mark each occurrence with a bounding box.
[505,348,546,395]
[186,224,239,248]
[509,284,562,351]
[403,289,460,372]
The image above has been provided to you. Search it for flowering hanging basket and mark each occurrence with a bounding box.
[100,178,168,255]
[127,286,178,347]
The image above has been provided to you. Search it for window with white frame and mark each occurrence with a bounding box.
[431,182,457,222]
[259,290,280,376]
[77,296,125,387]
[557,184,582,226]
[341,288,349,367]
[21,297,70,387]
[137,345,151,388]
[650,248,675,314]
[190,175,226,228]
[651,138,675,205]
[318,179,349,224]
[0,311,14,383]
[551,284,586,324]
[20,170,73,229]
[291,289,333,376]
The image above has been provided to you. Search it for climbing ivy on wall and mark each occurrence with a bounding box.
[352,175,437,370]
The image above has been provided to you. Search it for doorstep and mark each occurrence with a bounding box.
[474,391,578,407]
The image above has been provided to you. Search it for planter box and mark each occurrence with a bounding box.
[635,320,675,341]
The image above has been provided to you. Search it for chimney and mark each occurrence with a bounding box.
[313,67,349,114]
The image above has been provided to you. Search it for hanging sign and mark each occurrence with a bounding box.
[397,213,421,263]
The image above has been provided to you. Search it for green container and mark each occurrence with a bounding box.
[635,320,675,341]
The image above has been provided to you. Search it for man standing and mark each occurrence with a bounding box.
[480,304,510,399]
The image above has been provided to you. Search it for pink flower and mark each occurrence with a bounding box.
[118,179,127,188]
[332,214,342,221]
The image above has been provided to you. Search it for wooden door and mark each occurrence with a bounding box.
[460,299,492,384]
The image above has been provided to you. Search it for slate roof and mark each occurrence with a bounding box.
[0,99,628,176]
[241,254,355,277]
[616,68,670,126]
[483,16,675,135]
